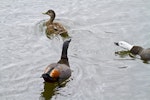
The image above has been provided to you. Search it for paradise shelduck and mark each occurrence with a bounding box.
[114,41,150,61]
[42,39,71,83]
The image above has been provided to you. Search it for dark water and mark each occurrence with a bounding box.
[0,0,150,100]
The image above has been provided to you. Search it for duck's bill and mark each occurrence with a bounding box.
[42,12,47,15]
[114,42,119,46]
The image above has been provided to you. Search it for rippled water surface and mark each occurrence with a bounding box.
[0,0,150,100]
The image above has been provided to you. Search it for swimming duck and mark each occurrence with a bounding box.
[42,39,71,83]
[114,41,150,61]
[43,9,69,38]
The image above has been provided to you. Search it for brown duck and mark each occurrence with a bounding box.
[42,39,71,82]
[43,10,69,38]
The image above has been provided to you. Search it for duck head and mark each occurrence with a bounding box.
[43,10,55,19]
[114,41,133,50]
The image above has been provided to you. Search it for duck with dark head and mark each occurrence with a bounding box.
[43,9,69,39]
[42,39,71,83]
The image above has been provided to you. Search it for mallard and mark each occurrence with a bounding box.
[42,39,71,83]
[43,10,69,38]
[114,41,150,61]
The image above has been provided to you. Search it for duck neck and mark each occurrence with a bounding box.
[49,13,55,24]
[58,39,71,66]
[130,46,143,55]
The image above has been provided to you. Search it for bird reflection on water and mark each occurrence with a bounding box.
[115,50,150,64]
[40,81,68,100]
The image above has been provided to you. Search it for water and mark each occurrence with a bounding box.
[0,0,150,100]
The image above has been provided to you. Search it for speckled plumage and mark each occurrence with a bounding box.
[43,9,69,38]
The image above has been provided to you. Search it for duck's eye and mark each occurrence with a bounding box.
[48,10,53,13]
[120,43,123,45]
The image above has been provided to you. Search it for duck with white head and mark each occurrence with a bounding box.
[114,41,150,61]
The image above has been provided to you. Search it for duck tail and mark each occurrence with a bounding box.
[58,39,71,66]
